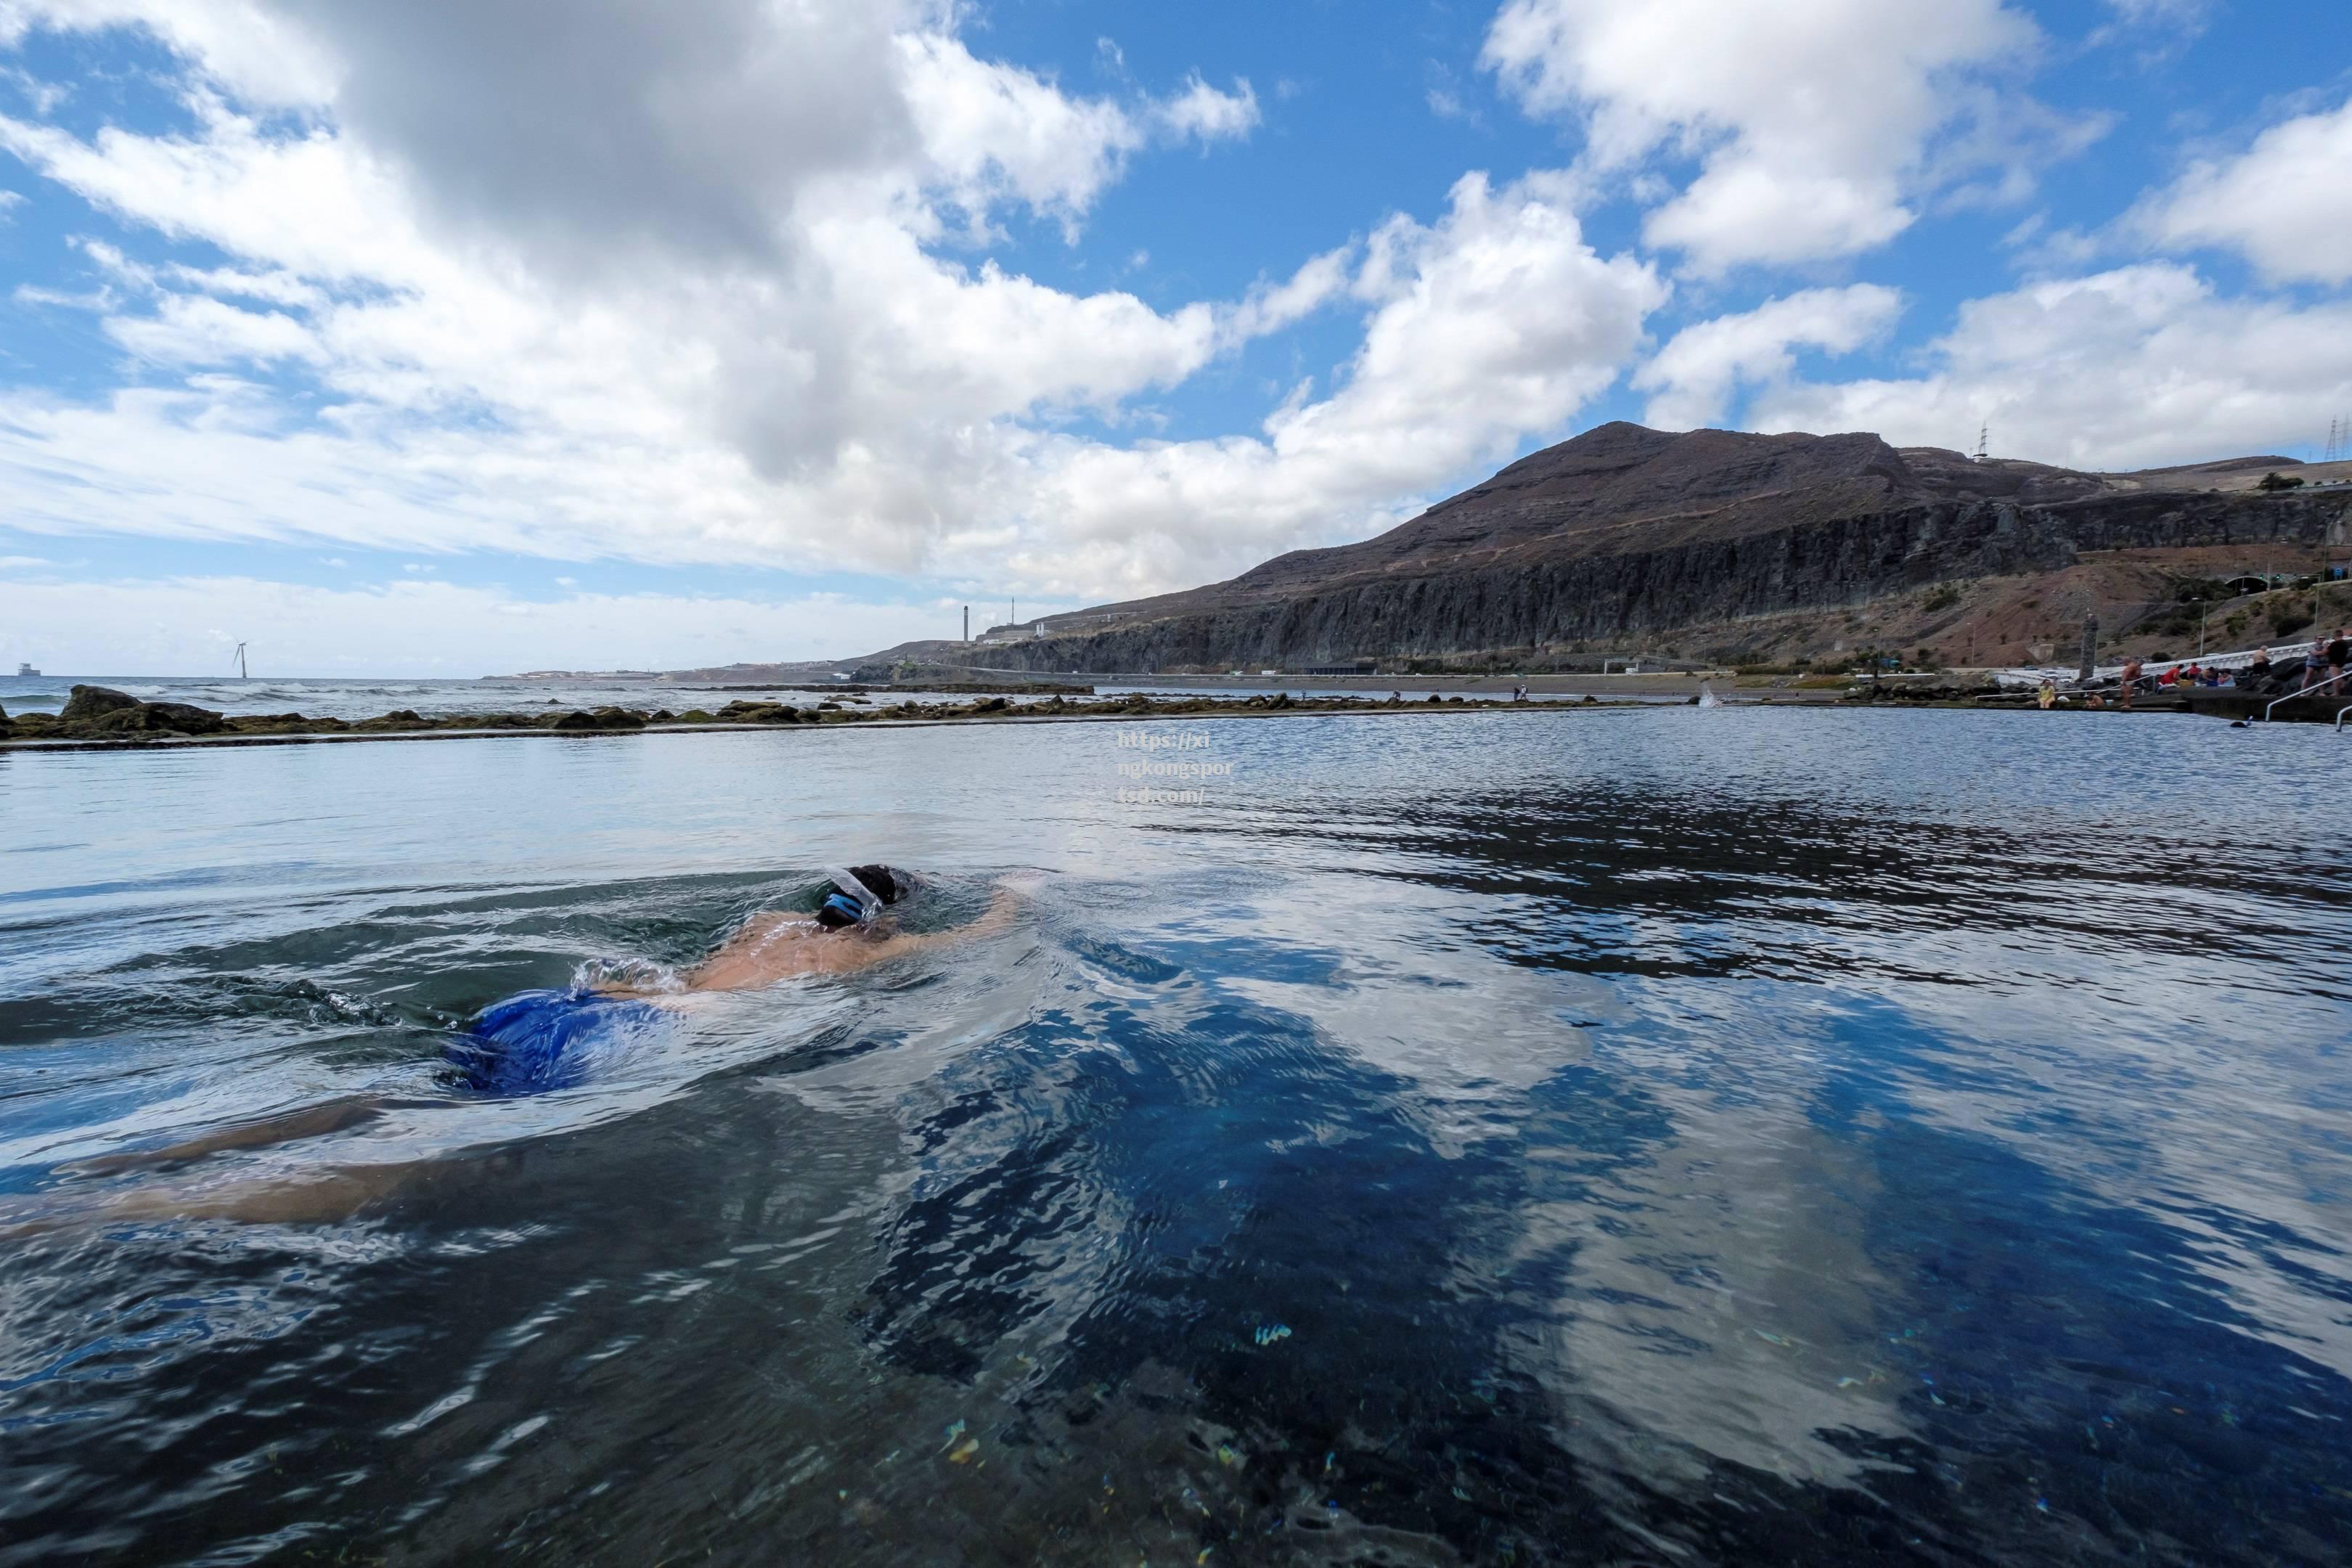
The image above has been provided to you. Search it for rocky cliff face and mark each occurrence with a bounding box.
[950,425,2346,670]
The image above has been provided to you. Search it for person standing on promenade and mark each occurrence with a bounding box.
[2328,628,2350,696]
[2118,656,2142,710]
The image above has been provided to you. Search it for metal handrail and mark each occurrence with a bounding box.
[2264,674,2340,722]
[2337,704,2352,732]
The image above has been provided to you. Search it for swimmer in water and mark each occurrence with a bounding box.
[451,865,1013,1094]
[14,867,1019,1229]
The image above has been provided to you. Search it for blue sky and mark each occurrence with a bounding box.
[1,0,2348,676]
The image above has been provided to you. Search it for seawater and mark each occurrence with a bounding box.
[1,709,2348,1565]
[0,675,1055,721]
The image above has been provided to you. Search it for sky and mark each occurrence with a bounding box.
[1,0,2348,677]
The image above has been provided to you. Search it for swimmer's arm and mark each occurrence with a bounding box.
[882,883,1021,954]
[599,910,814,996]
[59,1096,390,1175]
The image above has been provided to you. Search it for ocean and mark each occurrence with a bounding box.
[0,674,1045,722]
[1,706,2347,1564]
[0,674,1675,726]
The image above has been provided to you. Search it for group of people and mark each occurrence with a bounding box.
[2108,630,2352,708]
[2287,629,2352,697]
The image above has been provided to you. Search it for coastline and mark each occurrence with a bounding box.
[0,697,1638,754]
[13,682,2328,756]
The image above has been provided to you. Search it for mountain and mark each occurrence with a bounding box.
[927,423,2351,672]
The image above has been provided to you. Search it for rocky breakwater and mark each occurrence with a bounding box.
[1,686,681,744]
[1,686,1546,747]
[3,685,232,739]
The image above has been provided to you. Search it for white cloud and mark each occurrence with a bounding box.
[0,0,340,106]
[1480,0,2066,272]
[0,1,1659,624]
[0,552,49,568]
[1752,264,2352,468]
[106,290,322,365]
[1153,73,1258,144]
[1220,245,1355,343]
[2134,96,2352,285]
[895,30,1143,231]
[0,574,959,677]
[1635,285,1904,429]
[0,4,1305,588]
[1022,171,1666,597]
[2099,0,2207,29]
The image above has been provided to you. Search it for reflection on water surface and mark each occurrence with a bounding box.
[2,709,2348,1564]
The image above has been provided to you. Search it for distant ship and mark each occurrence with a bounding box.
[15,662,36,677]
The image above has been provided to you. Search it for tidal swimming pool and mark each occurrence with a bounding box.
[3,709,2348,1565]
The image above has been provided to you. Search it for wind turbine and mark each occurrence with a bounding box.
[232,642,248,680]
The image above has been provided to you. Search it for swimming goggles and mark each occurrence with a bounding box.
[821,865,884,924]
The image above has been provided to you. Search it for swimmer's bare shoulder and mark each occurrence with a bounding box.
[629,880,1024,994]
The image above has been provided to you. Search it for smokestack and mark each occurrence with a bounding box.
[963,605,968,642]
[2078,613,2097,685]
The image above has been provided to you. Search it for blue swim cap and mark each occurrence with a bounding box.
[818,891,866,928]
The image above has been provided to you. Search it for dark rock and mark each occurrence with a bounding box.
[61,685,141,724]
[649,709,676,723]
[677,709,716,723]
[547,710,603,731]
[716,700,800,723]
[590,706,646,730]
[142,701,226,735]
